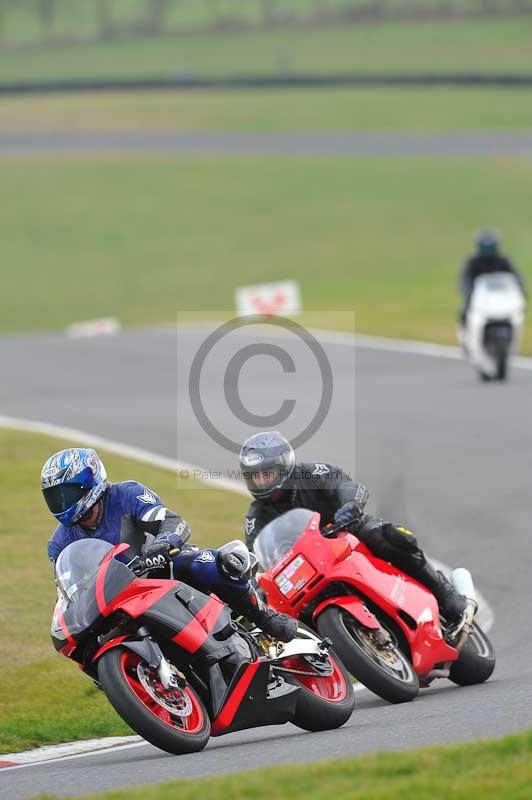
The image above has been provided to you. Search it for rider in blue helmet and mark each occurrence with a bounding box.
[41,448,108,526]
[42,447,297,642]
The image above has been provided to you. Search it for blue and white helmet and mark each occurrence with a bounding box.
[41,448,108,526]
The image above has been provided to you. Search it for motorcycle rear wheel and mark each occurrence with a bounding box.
[98,647,211,755]
[496,353,508,381]
[448,622,495,686]
[284,652,354,732]
[317,606,419,704]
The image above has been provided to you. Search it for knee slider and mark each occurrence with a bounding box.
[382,523,419,554]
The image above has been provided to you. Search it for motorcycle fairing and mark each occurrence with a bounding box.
[312,594,380,630]
[96,557,252,675]
[210,659,298,736]
[341,539,458,671]
[52,552,178,650]
[260,525,458,675]
[51,604,78,658]
[92,634,129,661]
[53,544,245,672]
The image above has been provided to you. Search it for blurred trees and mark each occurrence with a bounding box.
[1,1,532,48]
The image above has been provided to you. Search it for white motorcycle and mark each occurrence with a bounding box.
[460,272,526,382]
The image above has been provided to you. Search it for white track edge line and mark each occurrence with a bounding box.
[0,685,369,770]
[0,414,248,496]
[177,323,532,370]
[312,329,532,370]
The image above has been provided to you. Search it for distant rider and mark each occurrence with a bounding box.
[459,229,527,325]
[240,432,467,628]
[42,447,297,642]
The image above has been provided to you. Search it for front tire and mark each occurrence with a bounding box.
[284,652,354,732]
[449,622,496,686]
[98,647,211,755]
[317,606,419,704]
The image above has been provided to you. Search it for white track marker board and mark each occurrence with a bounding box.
[235,280,302,318]
[66,317,122,338]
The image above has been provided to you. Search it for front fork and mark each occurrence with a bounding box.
[105,626,185,690]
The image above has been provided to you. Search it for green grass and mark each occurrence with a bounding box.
[2,86,532,133]
[33,730,532,800]
[1,18,532,82]
[1,155,531,352]
[0,428,246,753]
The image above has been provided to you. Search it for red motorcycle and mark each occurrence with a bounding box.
[51,538,354,755]
[255,509,495,704]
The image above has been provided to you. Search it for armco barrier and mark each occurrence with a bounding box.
[2,72,532,96]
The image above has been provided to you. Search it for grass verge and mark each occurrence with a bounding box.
[1,155,531,351]
[2,87,532,133]
[1,18,532,82]
[33,729,532,800]
[0,427,246,753]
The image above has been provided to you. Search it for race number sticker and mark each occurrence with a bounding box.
[274,555,316,599]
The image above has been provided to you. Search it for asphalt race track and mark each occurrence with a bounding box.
[1,324,532,798]
[4,131,532,156]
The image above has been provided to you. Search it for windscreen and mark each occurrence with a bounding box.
[55,539,113,602]
[253,509,315,570]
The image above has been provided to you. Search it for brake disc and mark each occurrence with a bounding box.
[137,664,193,717]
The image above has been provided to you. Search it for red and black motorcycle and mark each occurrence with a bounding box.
[254,509,495,704]
[51,538,354,755]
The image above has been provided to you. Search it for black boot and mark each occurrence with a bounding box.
[412,560,467,624]
[236,588,298,643]
[252,605,299,643]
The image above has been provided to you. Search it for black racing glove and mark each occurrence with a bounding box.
[133,542,174,573]
[334,500,363,530]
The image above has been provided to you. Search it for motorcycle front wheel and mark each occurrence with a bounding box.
[317,606,419,704]
[98,647,211,755]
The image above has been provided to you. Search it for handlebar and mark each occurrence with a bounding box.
[320,516,361,539]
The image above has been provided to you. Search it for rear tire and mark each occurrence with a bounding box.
[449,623,495,686]
[496,352,508,381]
[317,606,419,704]
[98,647,211,755]
[285,653,354,732]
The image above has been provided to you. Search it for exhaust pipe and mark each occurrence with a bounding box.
[451,568,476,604]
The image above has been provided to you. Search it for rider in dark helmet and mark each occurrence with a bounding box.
[42,447,297,642]
[459,229,527,325]
[241,431,296,501]
[240,432,467,627]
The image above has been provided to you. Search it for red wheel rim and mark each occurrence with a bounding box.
[282,655,348,702]
[120,651,204,733]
